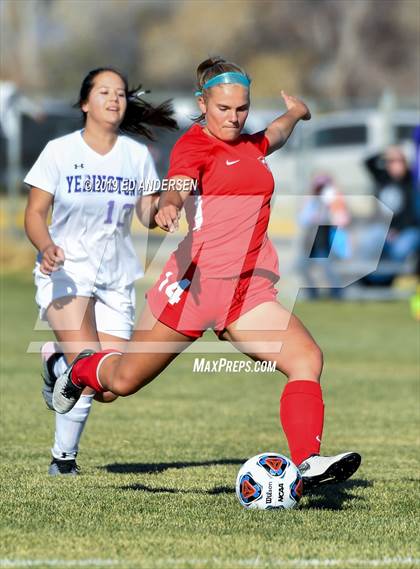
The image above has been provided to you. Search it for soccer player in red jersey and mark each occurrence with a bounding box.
[52,57,361,489]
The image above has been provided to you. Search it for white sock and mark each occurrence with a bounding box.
[53,354,68,378]
[52,394,94,460]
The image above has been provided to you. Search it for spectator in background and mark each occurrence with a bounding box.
[299,174,351,299]
[364,146,420,266]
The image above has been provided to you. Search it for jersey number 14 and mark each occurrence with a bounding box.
[158,271,191,305]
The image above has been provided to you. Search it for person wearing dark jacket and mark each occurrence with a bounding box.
[365,146,419,264]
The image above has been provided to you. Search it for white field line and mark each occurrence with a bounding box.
[0,562,118,568]
[1,558,419,568]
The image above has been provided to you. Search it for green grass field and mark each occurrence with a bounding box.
[1,273,419,569]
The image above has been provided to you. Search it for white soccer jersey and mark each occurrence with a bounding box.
[24,130,159,288]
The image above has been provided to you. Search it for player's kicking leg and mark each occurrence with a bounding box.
[53,305,195,414]
[222,300,362,491]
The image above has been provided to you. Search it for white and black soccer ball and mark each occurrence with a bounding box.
[236,452,303,510]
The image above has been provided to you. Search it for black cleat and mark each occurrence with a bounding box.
[52,349,95,414]
[48,457,80,476]
[41,342,63,410]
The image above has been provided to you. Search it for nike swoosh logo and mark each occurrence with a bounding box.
[226,160,240,166]
[316,435,321,443]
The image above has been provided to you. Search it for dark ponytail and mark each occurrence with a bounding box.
[76,67,178,140]
[194,56,250,123]
[121,85,177,140]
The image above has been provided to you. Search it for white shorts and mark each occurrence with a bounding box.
[34,265,136,340]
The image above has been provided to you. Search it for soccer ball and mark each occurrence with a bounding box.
[236,452,303,510]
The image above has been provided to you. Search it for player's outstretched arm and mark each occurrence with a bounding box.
[265,91,311,155]
[155,175,195,233]
[24,187,65,274]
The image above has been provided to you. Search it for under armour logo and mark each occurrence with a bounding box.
[74,163,84,169]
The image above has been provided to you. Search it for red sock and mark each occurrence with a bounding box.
[71,350,120,392]
[280,380,324,466]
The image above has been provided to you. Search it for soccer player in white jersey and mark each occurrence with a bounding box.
[24,67,177,475]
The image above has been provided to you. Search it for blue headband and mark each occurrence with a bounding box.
[194,72,251,96]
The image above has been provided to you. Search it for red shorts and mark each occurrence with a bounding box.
[146,253,278,338]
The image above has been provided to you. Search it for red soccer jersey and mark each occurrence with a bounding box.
[167,123,279,278]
